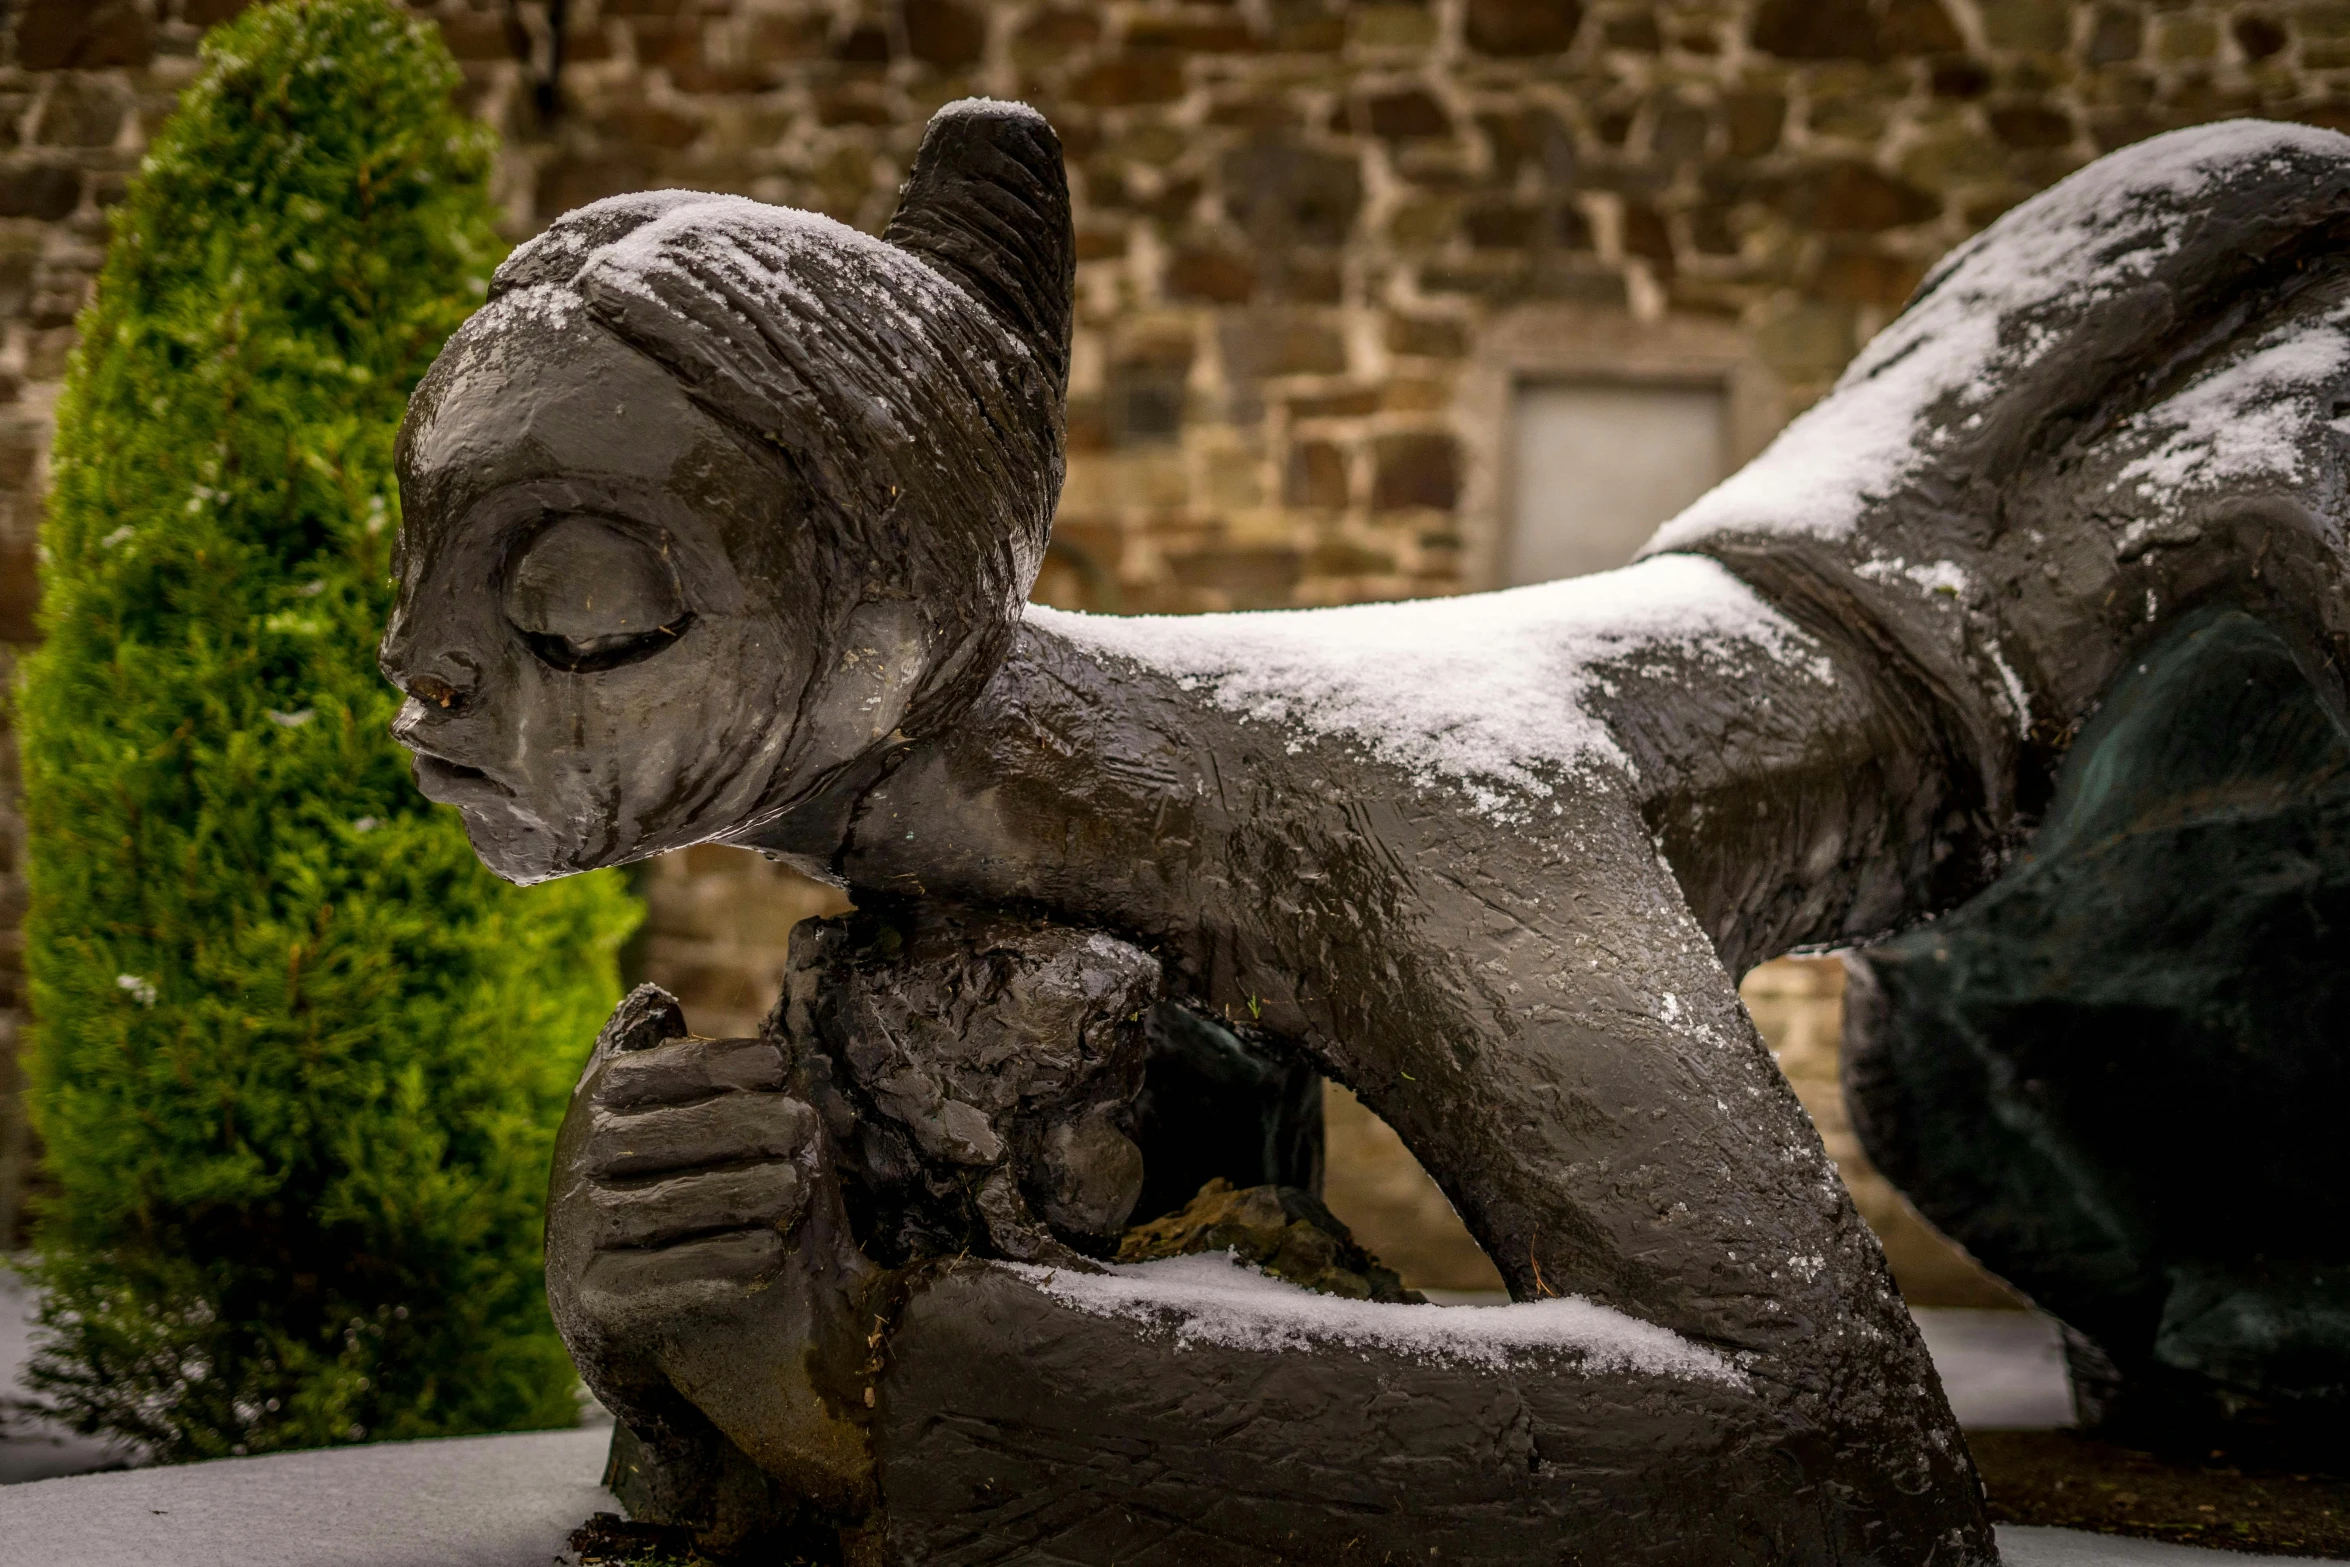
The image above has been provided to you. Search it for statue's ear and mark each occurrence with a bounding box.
[883,100,1075,393]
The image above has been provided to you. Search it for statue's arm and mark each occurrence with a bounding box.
[545,985,878,1546]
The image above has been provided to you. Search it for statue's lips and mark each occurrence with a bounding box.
[409,750,516,806]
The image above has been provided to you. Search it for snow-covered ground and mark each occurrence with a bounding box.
[3,1265,2333,1564]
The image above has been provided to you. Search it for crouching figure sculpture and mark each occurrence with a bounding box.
[382,98,2350,1562]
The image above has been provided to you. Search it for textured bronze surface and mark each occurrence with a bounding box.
[385,102,2350,1562]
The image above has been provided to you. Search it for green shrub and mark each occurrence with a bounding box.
[17,0,639,1460]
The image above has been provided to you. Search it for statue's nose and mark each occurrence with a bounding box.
[381,645,480,716]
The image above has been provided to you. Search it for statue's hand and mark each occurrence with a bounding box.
[548,985,878,1518]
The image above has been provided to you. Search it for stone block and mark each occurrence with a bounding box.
[748,13,828,60]
[562,21,615,65]
[2235,12,2290,58]
[435,14,513,63]
[1464,0,1583,55]
[1793,162,1941,231]
[1931,58,1993,97]
[2301,2,2350,41]
[1385,314,1467,359]
[1354,88,1451,140]
[1382,377,1450,412]
[1386,194,1460,247]
[1016,7,1101,65]
[2157,15,2220,59]
[1604,11,1662,51]
[1558,200,1595,248]
[1903,124,2011,187]
[1370,432,1459,512]
[1754,0,1869,59]
[1308,538,1396,575]
[834,21,892,62]
[0,246,36,321]
[1478,107,1574,182]
[607,99,700,150]
[1351,6,1438,49]
[1206,93,1304,130]
[1979,0,2071,52]
[1220,311,1348,379]
[1811,94,1889,142]
[1222,138,1363,246]
[1651,99,1709,162]
[1284,441,1349,509]
[816,89,895,127]
[1070,57,1186,107]
[1107,124,1191,166]
[1623,199,1673,273]
[1753,0,1960,61]
[1167,545,1304,606]
[906,0,985,69]
[1887,0,1966,52]
[1724,89,1787,156]
[668,58,768,96]
[1287,387,1381,419]
[2085,6,2142,62]
[1757,300,1857,381]
[17,0,153,71]
[1131,173,1200,222]
[1266,253,1343,304]
[1990,103,2074,149]
[1127,17,1261,53]
[0,428,39,492]
[538,150,655,217]
[183,0,256,25]
[0,164,78,223]
[1463,196,1538,248]
[1269,10,1346,51]
[1692,204,1740,255]
[1816,244,1927,306]
[1105,361,1189,444]
[629,17,701,74]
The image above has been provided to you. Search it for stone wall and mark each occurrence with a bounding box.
[3,0,2338,1282]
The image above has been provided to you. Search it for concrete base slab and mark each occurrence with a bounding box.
[0,1423,2339,1566]
[0,1426,614,1567]
[1913,1306,2078,1430]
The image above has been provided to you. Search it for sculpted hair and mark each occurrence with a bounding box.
[484,99,1074,731]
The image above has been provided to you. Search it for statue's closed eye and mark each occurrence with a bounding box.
[504,515,693,674]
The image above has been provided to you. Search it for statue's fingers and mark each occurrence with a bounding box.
[596,1034,788,1109]
[586,1091,815,1178]
[589,1161,808,1251]
[579,1228,788,1301]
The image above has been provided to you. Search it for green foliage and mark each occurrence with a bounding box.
[17,0,639,1460]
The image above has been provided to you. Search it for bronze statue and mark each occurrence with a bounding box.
[382,101,2350,1561]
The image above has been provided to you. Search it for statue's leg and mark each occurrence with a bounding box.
[873,1258,1815,1567]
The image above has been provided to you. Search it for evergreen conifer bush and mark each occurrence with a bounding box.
[18,0,639,1460]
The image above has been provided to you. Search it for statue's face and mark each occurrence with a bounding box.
[385,311,844,883]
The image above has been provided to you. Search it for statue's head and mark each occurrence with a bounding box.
[381,101,1072,883]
